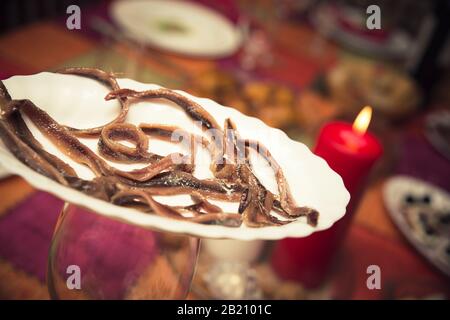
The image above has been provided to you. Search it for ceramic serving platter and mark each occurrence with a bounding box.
[0,72,349,240]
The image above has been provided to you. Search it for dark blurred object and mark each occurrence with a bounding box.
[406,0,450,104]
[295,90,339,135]
[0,0,101,34]
[310,0,450,107]
[397,134,450,193]
[191,68,299,129]
[310,0,419,60]
[326,58,421,120]
[425,110,450,161]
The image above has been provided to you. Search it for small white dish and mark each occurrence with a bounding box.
[383,175,450,276]
[110,0,243,58]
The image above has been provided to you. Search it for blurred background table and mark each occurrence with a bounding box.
[0,0,449,299]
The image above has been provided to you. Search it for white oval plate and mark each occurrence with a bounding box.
[0,73,349,240]
[110,0,243,58]
[383,175,450,276]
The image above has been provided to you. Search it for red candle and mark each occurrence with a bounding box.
[271,106,383,288]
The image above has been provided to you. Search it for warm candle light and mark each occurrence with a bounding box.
[352,106,372,135]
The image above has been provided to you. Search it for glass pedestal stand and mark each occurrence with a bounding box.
[47,204,199,300]
[197,239,265,299]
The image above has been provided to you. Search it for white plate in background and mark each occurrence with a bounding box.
[384,175,450,276]
[110,0,243,58]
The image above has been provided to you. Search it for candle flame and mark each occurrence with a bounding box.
[352,106,372,135]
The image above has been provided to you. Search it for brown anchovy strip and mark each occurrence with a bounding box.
[222,117,318,226]
[5,99,111,176]
[139,123,207,172]
[190,193,222,213]
[105,88,221,131]
[98,123,159,163]
[110,190,222,215]
[222,118,291,226]
[0,68,319,228]
[0,119,69,185]
[244,139,319,226]
[0,83,70,184]
[105,89,230,178]
[9,112,77,177]
[56,67,129,138]
[112,190,242,227]
[99,122,196,175]
[105,93,293,226]
[122,171,245,201]
[5,99,188,183]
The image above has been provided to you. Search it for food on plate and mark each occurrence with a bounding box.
[0,68,318,228]
[401,193,450,264]
[327,60,420,118]
[192,69,297,129]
